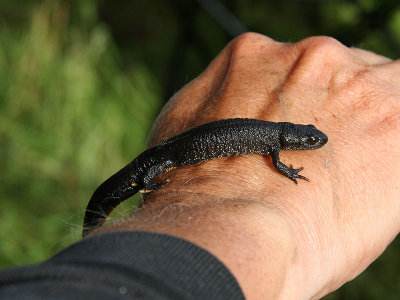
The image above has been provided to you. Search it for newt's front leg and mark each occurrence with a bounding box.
[270,149,309,184]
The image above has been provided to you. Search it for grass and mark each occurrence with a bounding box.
[0,1,161,268]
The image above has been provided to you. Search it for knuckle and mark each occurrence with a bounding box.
[230,32,280,58]
[283,36,355,86]
[296,36,351,61]
[232,32,275,47]
[343,70,400,134]
[330,68,386,106]
[297,36,350,54]
[301,35,344,48]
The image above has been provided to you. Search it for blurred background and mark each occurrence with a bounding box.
[0,0,399,298]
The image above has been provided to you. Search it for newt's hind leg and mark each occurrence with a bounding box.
[140,161,174,193]
[139,180,169,194]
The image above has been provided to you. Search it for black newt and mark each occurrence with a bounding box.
[83,118,328,237]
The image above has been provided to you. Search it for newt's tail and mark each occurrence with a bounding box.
[82,171,140,237]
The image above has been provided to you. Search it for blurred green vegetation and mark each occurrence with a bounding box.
[0,0,161,267]
[0,0,399,298]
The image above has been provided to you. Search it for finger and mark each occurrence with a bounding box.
[350,47,392,66]
[372,59,400,85]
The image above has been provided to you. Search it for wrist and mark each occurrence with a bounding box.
[103,193,304,299]
[96,156,324,299]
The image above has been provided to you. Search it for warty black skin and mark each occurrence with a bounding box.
[83,118,328,237]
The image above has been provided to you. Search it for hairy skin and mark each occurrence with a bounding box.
[93,33,400,299]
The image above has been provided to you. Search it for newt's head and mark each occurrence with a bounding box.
[280,123,328,151]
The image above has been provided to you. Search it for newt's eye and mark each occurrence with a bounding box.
[306,136,319,145]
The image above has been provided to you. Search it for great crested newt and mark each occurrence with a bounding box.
[83,118,328,237]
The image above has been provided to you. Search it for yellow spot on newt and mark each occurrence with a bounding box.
[165,167,177,173]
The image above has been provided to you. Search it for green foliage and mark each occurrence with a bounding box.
[0,0,161,267]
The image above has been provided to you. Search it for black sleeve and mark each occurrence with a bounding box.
[0,231,245,300]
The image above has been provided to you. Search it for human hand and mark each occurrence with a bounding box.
[102,33,400,299]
